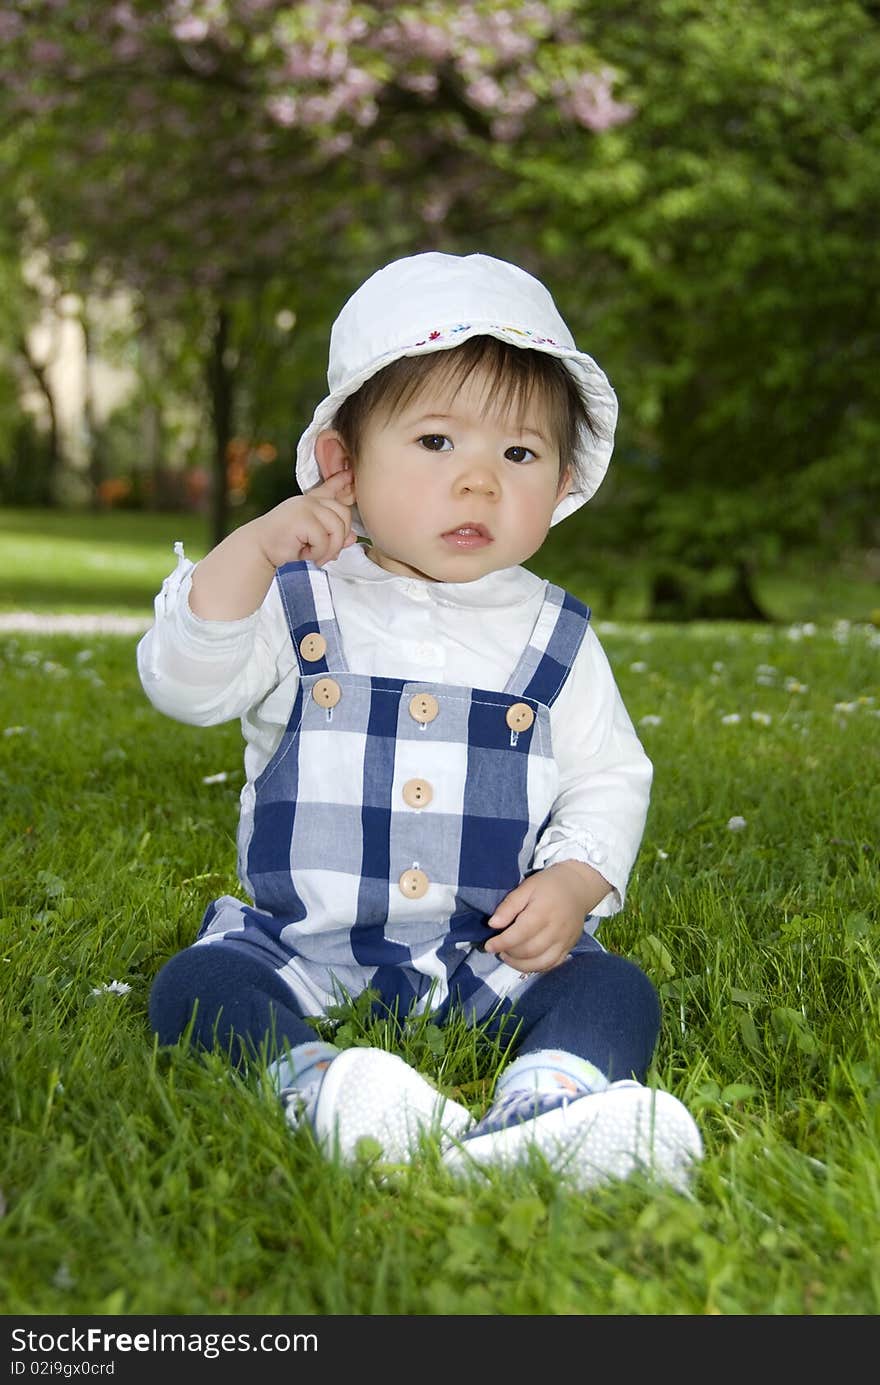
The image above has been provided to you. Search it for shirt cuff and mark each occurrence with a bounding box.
[531,832,625,917]
[153,541,194,615]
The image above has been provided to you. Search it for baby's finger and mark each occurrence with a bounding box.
[314,496,355,530]
[304,507,354,566]
[498,926,562,971]
[483,912,535,957]
[311,469,355,505]
[499,946,560,974]
[486,880,533,932]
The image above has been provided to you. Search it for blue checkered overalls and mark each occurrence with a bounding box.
[193,560,599,1027]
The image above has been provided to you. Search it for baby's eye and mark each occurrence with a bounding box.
[418,434,453,452]
[504,445,536,464]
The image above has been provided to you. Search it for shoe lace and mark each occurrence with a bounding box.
[279,1086,308,1129]
[488,1086,571,1127]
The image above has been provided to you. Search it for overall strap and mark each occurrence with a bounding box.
[274,561,349,675]
[504,582,591,707]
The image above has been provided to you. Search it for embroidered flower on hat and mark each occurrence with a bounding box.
[413,323,472,347]
[408,322,562,351]
[502,325,561,346]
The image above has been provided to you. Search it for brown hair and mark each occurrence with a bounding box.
[331,335,597,484]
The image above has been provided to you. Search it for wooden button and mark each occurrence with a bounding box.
[409,692,439,724]
[505,702,534,732]
[312,677,341,708]
[399,868,429,899]
[402,778,433,809]
[299,632,327,662]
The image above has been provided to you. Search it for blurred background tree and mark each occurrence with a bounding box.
[1,0,877,617]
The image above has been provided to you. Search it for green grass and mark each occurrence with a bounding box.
[0,507,210,614]
[2,505,879,625]
[1,508,878,1315]
[1,605,878,1314]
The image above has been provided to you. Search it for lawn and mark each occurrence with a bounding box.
[0,508,210,616]
[0,509,878,1315]
[2,505,878,625]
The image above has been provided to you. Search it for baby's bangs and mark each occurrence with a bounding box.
[386,337,565,431]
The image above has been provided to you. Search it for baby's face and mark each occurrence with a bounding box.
[350,365,570,583]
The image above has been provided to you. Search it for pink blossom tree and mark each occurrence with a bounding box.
[1,0,633,538]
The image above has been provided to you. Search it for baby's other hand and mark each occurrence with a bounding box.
[483,862,606,973]
[255,469,356,568]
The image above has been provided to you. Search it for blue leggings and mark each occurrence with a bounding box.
[149,940,661,1084]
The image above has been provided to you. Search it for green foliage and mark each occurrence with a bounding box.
[493,0,880,611]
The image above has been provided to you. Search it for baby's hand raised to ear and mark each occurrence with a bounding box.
[255,469,356,569]
[189,470,356,621]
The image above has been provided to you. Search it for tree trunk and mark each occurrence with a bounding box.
[137,329,163,509]
[18,335,63,504]
[81,315,106,507]
[207,304,233,548]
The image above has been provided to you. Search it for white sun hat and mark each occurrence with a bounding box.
[295,251,618,531]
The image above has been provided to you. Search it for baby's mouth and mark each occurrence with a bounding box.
[441,523,493,548]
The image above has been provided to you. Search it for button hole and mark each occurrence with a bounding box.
[509,730,519,748]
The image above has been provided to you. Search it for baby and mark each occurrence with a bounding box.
[138,251,702,1192]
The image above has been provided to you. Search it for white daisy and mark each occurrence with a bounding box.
[91,980,132,996]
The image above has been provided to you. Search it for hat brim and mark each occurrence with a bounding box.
[294,324,618,535]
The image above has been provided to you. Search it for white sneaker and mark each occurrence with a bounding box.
[442,1081,703,1192]
[311,1047,474,1163]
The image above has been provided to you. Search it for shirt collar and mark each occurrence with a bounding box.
[328,540,543,610]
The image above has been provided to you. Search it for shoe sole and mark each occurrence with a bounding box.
[443,1085,703,1192]
[313,1048,474,1163]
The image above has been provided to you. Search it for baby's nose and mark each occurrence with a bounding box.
[456,466,499,498]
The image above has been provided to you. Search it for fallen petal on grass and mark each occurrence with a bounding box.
[91,980,132,996]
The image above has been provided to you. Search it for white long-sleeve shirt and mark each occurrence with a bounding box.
[137,541,652,919]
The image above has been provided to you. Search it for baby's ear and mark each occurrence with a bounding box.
[314,429,354,483]
[556,465,573,499]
